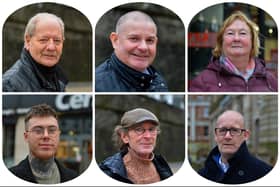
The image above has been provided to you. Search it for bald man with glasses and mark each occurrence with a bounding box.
[198,110,272,184]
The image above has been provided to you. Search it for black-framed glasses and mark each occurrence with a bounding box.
[27,126,60,137]
[131,126,160,136]
[215,127,246,136]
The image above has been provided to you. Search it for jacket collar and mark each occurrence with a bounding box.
[11,156,74,184]
[20,48,68,91]
[208,56,267,78]
[210,141,249,167]
[111,53,156,91]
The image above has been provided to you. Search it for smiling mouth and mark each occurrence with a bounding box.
[43,54,56,58]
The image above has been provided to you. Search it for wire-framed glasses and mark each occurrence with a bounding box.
[27,126,60,137]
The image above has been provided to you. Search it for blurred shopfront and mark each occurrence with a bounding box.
[3,94,92,174]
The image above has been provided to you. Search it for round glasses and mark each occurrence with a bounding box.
[27,126,60,137]
[215,127,246,136]
[131,126,160,136]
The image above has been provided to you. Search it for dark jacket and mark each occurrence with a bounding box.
[189,57,277,92]
[9,156,77,184]
[198,142,272,184]
[99,151,173,184]
[3,48,68,92]
[95,53,168,92]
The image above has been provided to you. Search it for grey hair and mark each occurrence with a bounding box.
[115,10,157,34]
[24,12,65,40]
[112,124,161,151]
[112,125,128,151]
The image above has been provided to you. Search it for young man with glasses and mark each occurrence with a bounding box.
[198,110,272,184]
[99,108,173,184]
[9,104,77,184]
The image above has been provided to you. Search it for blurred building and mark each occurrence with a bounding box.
[3,94,92,174]
[188,95,211,169]
[188,95,277,170]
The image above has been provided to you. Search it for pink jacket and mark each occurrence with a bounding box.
[189,57,278,92]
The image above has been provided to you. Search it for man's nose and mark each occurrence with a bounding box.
[224,130,233,138]
[142,129,153,137]
[138,40,148,50]
[43,129,50,137]
[46,39,56,50]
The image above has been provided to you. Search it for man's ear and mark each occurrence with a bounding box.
[120,131,129,144]
[24,131,28,142]
[244,129,250,140]
[24,35,31,50]
[109,32,118,49]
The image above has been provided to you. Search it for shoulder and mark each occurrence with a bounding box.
[9,157,30,174]
[248,155,273,171]
[153,154,173,178]
[99,152,122,168]
[3,60,34,92]
[189,69,218,92]
[9,157,36,183]
[55,159,78,182]
[95,62,122,92]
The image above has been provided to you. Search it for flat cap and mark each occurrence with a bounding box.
[121,108,159,128]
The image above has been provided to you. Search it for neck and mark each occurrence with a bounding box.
[220,154,233,164]
[28,154,55,176]
[127,147,154,162]
[227,55,250,72]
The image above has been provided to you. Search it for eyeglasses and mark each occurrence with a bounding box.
[27,126,60,137]
[131,126,160,136]
[215,127,246,136]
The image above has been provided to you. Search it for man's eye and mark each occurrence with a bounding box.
[129,38,138,42]
[39,39,48,43]
[146,39,155,44]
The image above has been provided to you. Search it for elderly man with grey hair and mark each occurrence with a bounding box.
[99,108,173,184]
[3,12,68,92]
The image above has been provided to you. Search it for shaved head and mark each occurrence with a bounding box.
[115,11,157,34]
[216,110,245,129]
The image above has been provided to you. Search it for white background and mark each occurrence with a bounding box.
[0,0,279,186]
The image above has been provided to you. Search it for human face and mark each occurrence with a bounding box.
[121,122,158,158]
[110,20,157,72]
[25,18,64,67]
[24,116,60,160]
[214,112,249,161]
[222,19,252,59]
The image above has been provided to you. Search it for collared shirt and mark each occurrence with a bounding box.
[218,155,229,173]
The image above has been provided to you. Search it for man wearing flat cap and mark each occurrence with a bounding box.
[99,108,173,184]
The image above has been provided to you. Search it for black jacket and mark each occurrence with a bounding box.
[9,156,77,184]
[198,142,272,184]
[3,48,68,92]
[99,151,173,184]
[95,53,168,92]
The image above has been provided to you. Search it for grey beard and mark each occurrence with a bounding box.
[28,154,55,177]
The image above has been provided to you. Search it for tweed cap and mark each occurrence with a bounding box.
[121,108,159,128]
